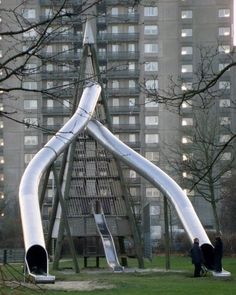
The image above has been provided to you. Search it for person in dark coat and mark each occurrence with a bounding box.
[190,238,202,277]
[214,236,223,272]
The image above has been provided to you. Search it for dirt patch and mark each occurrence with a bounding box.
[39,280,114,291]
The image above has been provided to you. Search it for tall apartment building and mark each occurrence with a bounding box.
[0,0,235,244]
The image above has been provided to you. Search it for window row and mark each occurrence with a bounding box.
[181,27,231,38]
[181,9,230,19]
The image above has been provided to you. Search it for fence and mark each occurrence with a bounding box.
[0,249,24,264]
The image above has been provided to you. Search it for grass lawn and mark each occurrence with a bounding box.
[0,255,235,295]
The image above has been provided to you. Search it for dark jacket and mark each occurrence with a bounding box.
[191,242,202,264]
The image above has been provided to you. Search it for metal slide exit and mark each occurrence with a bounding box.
[93,212,124,272]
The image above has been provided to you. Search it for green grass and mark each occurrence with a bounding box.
[1,256,235,295]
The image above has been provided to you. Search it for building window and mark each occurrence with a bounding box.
[221,152,231,160]
[112,116,119,125]
[145,79,158,90]
[182,118,193,126]
[22,8,36,19]
[47,99,53,108]
[145,151,159,162]
[63,99,70,108]
[219,81,230,89]
[181,29,192,37]
[0,139,4,146]
[219,27,230,36]
[181,10,192,19]
[129,80,136,88]
[219,134,231,143]
[46,81,53,89]
[181,101,192,109]
[22,81,37,90]
[24,153,35,164]
[24,63,38,73]
[146,187,160,198]
[219,99,230,107]
[24,135,38,145]
[129,116,136,124]
[111,7,118,15]
[181,64,193,73]
[112,80,119,88]
[219,63,230,71]
[145,134,159,144]
[220,117,231,125]
[23,28,37,38]
[112,44,119,52]
[144,43,159,53]
[23,117,38,127]
[0,156,4,164]
[145,98,158,108]
[112,98,119,106]
[129,170,137,178]
[182,172,193,179]
[24,100,38,110]
[47,117,54,126]
[144,25,158,35]
[181,82,193,91]
[144,7,158,17]
[46,64,53,71]
[181,46,193,55]
[182,136,192,144]
[128,44,135,52]
[218,9,230,18]
[128,7,135,15]
[128,26,135,33]
[129,98,136,106]
[218,45,230,54]
[144,61,158,71]
[145,116,158,125]
[129,134,136,142]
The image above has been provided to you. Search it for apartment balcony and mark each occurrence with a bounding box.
[39,0,82,6]
[98,51,139,61]
[41,52,81,61]
[97,14,139,25]
[107,69,139,79]
[42,124,63,132]
[123,141,140,148]
[107,87,140,97]
[112,124,140,132]
[41,70,79,79]
[105,0,135,5]
[40,13,83,24]
[42,107,71,116]
[97,33,139,43]
[109,106,140,114]
[42,88,74,98]
[48,33,83,43]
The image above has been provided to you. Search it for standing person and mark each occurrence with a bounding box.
[190,238,202,277]
[214,236,223,272]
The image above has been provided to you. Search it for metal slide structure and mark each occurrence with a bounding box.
[87,120,231,277]
[19,80,231,280]
[19,83,101,283]
[93,208,124,272]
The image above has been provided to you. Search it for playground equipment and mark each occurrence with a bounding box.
[19,20,230,283]
[19,83,101,283]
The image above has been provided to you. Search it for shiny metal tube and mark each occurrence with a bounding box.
[19,83,101,279]
[87,119,211,247]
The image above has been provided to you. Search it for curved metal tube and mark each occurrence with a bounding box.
[19,83,101,281]
[87,120,215,267]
